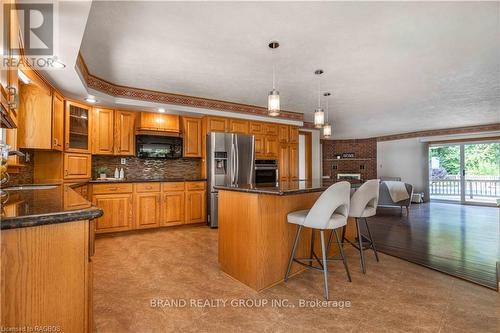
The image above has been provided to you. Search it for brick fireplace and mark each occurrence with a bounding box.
[322,138,377,183]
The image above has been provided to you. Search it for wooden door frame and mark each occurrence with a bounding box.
[299,131,312,180]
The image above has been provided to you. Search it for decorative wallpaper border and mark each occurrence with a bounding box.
[77,53,303,121]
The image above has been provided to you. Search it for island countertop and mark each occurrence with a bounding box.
[215,179,354,195]
[1,184,103,230]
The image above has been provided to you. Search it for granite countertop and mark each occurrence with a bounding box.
[1,185,103,230]
[215,180,333,196]
[88,177,207,183]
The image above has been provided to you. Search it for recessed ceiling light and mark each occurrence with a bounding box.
[85,96,97,103]
[158,108,165,113]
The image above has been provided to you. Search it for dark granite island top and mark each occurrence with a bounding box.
[1,184,103,230]
[214,179,332,195]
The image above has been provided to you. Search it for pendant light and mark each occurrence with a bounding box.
[268,41,280,116]
[323,92,332,138]
[314,69,325,128]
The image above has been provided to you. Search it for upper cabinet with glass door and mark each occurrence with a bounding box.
[65,101,91,153]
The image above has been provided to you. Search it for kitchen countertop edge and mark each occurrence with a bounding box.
[1,207,103,230]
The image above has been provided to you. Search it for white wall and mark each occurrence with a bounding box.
[299,129,321,180]
[311,130,321,180]
[377,138,429,200]
[298,135,306,179]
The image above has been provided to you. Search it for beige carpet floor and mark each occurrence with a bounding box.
[93,225,499,333]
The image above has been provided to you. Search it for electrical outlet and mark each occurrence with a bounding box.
[121,158,126,165]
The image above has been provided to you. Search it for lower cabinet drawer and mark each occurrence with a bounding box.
[186,181,206,190]
[162,182,185,192]
[92,183,133,194]
[135,183,161,193]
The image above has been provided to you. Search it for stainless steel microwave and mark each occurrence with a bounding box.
[136,135,182,159]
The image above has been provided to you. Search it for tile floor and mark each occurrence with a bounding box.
[93,225,499,332]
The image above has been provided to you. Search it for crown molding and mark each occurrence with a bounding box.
[77,53,303,121]
[377,123,500,142]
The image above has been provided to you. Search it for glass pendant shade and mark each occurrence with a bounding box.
[323,123,332,137]
[268,89,280,116]
[314,108,325,128]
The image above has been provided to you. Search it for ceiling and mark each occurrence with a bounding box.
[77,1,499,139]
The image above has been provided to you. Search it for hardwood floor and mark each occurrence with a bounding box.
[367,202,500,290]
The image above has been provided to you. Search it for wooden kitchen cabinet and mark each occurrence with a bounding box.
[206,116,228,132]
[92,109,136,156]
[229,119,249,134]
[255,135,265,159]
[17,76,53,149]
[263,123,278,136]
[183,117,202,157]
[289,143,299,180]
[52,92,64,150]
[0,1,20,128]
[289,126,299,143]
[65,101,91,153]
[161,192,185,225]
[134,192,161,229]
[278,143,299,181]
[279,143,290,181]
[138,112,180,133]
[64,153,92,179]
[185,190,206,224]
[1,220,93,332]
[264,136,279,158]
[92,108,114,155]
[278,125,289,143]
[93,193,133,233]
[249,122,263,134]
[114,110,136,155]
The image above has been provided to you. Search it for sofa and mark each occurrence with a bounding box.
[377,181,414,215]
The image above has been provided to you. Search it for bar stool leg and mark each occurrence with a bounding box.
[309,229,315,266]
[364,217,379,262]
[320,230,329,300]
[341,225,346,248]
[326,230,334,254]
[334,229,352,282]
[355,218,366,274]
[285,225,302,282]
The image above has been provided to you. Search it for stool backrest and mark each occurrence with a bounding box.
[349,179,380,217]
[304,181,351,229]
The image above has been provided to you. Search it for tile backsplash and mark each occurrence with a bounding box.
[3,149,34,186]
[92,156,202,180]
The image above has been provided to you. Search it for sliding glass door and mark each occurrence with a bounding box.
[429,141,500,205]
[463,142,500,204]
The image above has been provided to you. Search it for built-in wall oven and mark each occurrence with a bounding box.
[255,160,278,184]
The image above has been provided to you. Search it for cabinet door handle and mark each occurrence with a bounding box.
[53,138,58,146]
[108,187,118,191]
[64,169,68,176]
[6,86,16,96]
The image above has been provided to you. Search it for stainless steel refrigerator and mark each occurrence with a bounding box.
[207,132,255,228]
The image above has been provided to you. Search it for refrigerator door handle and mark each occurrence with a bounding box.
[234,135,239,183]
[231,135,236,185]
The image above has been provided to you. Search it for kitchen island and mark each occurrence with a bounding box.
[216,180,356,291]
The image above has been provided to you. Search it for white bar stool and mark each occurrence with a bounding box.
[284,181,352,300]
[343,179,380,274]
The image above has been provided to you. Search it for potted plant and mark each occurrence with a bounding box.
[96,167,110,180]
